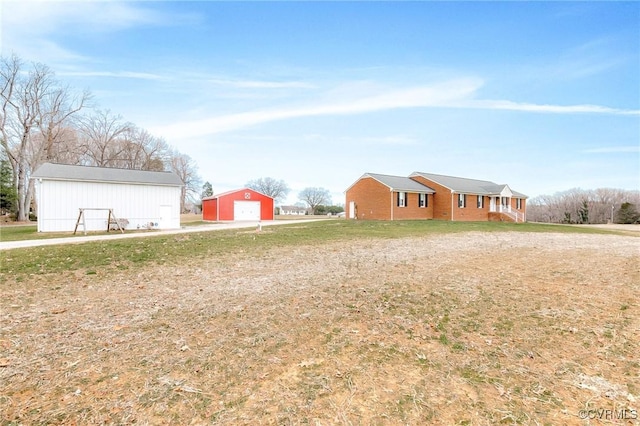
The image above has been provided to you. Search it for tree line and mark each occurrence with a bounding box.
[0,54,201,221]
[527,187,640,224]
[244,178,343,214]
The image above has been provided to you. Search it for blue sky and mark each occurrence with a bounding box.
[2,1,639,205]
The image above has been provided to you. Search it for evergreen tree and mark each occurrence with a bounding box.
[615,202,639,224]
[578,199,589,224]
[201,181,213,199]
[0,157,17,215]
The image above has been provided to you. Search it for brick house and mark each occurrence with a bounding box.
[343,173,435,221]
[345,172,527,222]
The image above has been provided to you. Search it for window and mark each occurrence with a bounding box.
[516,198,522,209]
[477,195,484,209]
[458,193,466,208]
[419,193,428,208]
[397,192,407,207]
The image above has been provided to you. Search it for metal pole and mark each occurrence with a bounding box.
[611,205,615,223]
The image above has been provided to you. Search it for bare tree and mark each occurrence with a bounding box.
[30,125,84,165]
[1,54,205,221]
[133,130,169,171]
[36,85,91,164]
[299,187,331,214]
[591,188,632,224]
[77,109,133,167]
[108,127,168,171]
[0,55,63,221]
[246,177,290,203]
[528,188,640,224]
[168,150,201,213]
[0,54,22,200]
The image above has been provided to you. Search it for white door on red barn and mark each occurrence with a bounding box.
[234,201,261,221]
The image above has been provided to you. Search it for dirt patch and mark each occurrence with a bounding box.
[1,232,639,425]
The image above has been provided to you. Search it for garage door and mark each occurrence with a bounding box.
[234,201,261,221]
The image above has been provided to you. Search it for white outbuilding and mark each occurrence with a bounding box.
[31,163,183,232]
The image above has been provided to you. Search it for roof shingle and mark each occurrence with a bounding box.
[365,173,435,193]
[31,163,183,186]
[410,172,527,198]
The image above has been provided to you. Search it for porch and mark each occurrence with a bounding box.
[489,196,525,222]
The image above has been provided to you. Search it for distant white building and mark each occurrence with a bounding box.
[31,163,183,232]
[279,205,308,215]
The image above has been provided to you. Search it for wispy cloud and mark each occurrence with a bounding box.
[58,71,168,81]
[1,1,197,65]
[583,146,640,154]
[548,36,632,80]
[462,100,640,116]
[302,134,418,146]
[150,77,640,139]
[149,78,483,139]
[4,1,187,35]
[500,35,635,85]
[51,68,314,94]
[351,135,419,146]
[206,79,316,90]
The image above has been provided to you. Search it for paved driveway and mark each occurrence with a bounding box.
[0,219,328,250]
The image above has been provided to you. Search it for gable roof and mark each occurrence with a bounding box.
[347,173,435,193]
[202,187,273,201]
[32,163,183,186]
[410,172,527,198]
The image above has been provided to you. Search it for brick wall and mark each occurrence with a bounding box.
[392,192,433,220]
[345,177,433,220]
[452,194,491,221]
[346,177,392,220]
[410,176,452,220]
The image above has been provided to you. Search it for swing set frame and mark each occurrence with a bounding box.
[73,208,125,235]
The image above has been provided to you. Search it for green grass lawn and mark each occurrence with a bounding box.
[0,223,53,241]
[0,220,206,242]
[0,220,622,281]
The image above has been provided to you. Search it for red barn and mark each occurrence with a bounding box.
[202,188,274,221]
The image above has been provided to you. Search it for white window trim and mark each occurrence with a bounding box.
[419,193,427,208]
[398,192,406,207]
[458,193,466,208]
[477,195,484,209]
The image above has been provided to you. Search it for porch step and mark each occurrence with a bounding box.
[488,212,517,223]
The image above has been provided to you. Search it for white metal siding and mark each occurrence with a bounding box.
[35,179,181,232]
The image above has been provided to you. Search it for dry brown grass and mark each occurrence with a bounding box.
[1,231,639,425]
